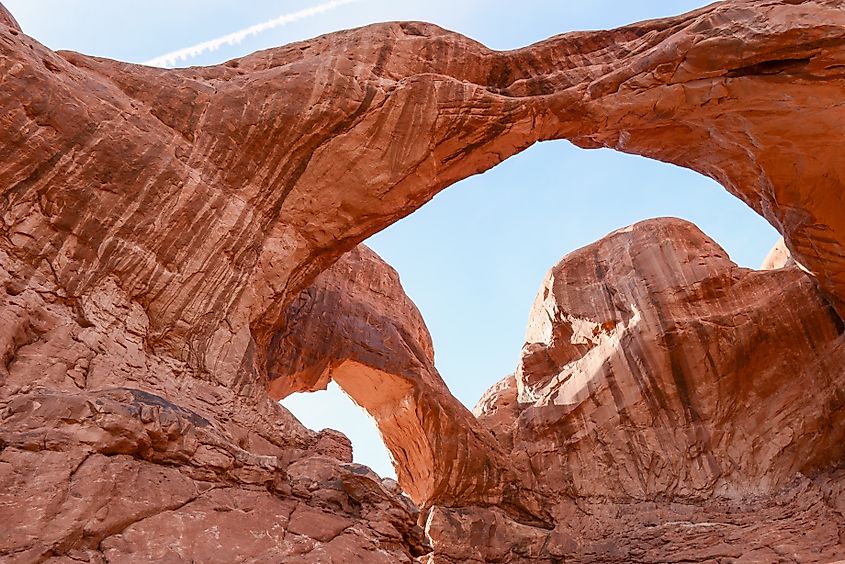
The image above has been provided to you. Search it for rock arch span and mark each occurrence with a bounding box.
[3,0,845,560]
[1,0,844,390]
[268,245,541,518]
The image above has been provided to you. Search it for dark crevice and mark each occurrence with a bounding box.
[726,57,811,77]
[821,293,845,336]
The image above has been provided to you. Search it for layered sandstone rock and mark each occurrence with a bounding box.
[2,0,844,393]
[274,219,845,562]
[462,218,845,561]
[3,0,845,562]
[506,218,845,500]
[268,246,520,512]
[272,219,845,562]
[0,387,428,562]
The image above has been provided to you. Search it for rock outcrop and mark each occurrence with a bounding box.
[0,2,18,31]
[2,0,845,562]
[463,218,845,561]
[276,219,845,562]
[505,218,845,500]
[268,246,523,513]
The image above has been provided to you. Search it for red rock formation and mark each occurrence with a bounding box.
[268,246,506,507]
[269,246,547,523]
[761,236,796,270]
[0,8,428,559]
[462,218,845,561]
[273,219,845,561]
[0,2,18,31]
[2,0,844,389]
[0,385,428,561]
[507,218,845,500]
[3,0,845,561]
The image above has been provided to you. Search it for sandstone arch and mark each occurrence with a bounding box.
[3,1,845,560]
[268,246,542,519]
[2,1,844,392]
[267,218,845,560]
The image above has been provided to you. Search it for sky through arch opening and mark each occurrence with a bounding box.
[281,138,780,477]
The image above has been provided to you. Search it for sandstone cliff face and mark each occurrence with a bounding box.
[2,0,845,562]
[507,218,845,500]
[463,218,845,561]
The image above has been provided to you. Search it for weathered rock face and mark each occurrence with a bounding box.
[0,385,429,562]
[275,220,845,562]
[0,7,429,560]
[3,0,845,562]
[0,2,18,31]
[461,219,845,561]
[2,0,844,392]
[506,218,845,500]
[268,245,520,512]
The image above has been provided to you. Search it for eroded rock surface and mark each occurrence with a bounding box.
[0,2,18,31]
[3,0,845,562]
[2,0,844,391]
[278,220,845,562]
[464,218,845,562]
[0,388,427,562]
[507,219,845,499]
[269,246,520,512]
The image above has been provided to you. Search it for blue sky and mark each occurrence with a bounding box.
[7,1,779,478]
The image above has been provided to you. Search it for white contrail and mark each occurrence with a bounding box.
[143,0,358,68]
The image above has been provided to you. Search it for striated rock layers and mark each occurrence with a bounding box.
[281,219,845,562]
[268,246,522,513]
[467,218,845,562]
[2,0,845,562]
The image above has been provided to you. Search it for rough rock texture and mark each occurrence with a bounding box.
[276,219,845,562]
[3,0,845,562]
[464,218,845,561]
[0,2,18,31]
[508,218,845,501]
[269,246,524,512]
[0,389,428,562]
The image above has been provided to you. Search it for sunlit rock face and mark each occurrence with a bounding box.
[2,0,845,561]
[280,220,845,562]
[510,218,845,499]
[466,218,845,561]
